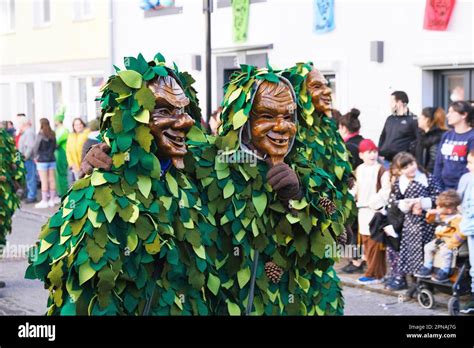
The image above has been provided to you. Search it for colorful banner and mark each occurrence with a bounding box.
[233,0,250,43]
[140,0,175,11]
[313,0,335,34]
[423,0,456,31]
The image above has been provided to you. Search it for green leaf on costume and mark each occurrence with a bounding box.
[152,66,168,77]
[193,245,206,259]
[186,126,207,142]
[154,53,166,63]
[134,109,150,124]
[207,273,221,296]
[165,172,179,197]
[79,261,96,285]
[232,109,247,129]
[135,125,153,152]
[223,180,235,199]
[118,70,143,89]
[237,267,251,288]
[252,192,267,216]
[135,85,156,111]
[135,215,153,240]
[226,300,241,316]
[334,166,344,180]
[117,133,133,152]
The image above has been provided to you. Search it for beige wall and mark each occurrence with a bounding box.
[0,0,109,66]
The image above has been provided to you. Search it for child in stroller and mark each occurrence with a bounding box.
[414,190,472,314]
[415,190,465,282]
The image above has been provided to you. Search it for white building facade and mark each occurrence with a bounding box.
[111,0,473,141]
[0,0,111,131]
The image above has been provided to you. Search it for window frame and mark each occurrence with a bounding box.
[0,0,16,34]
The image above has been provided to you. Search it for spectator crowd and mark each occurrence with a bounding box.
[0,110,99,209]
[334,94,474,314]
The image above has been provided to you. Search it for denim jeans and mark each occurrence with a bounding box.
[24,159,37,200]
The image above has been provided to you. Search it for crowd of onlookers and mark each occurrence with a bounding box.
[333,93,474,314]
[0,111,99,209]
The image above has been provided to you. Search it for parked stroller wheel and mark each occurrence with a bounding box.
[448,297,460,316]
[418,288,435,309]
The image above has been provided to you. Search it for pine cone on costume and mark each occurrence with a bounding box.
[319,197,336,215]
[347,176,355,190]
[265,262,284,284]
[337,229,348,246]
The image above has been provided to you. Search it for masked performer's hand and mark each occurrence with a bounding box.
[80,143,112,178]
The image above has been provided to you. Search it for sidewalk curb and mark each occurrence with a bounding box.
[17,208,52,220]
[340,277,449,309]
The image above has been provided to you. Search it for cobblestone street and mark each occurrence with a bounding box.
[0,207,460,316]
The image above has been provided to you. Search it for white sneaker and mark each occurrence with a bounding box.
[51,196,61,205]
[48,200,55,207]
[35,200,49,209]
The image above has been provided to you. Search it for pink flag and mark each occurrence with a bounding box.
[423,0,456,31]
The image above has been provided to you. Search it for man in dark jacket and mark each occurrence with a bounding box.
[378,91,418,165]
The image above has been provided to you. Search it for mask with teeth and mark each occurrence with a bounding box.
[243,80,297,165]
[306,68,332,117]
[148,75,195,169]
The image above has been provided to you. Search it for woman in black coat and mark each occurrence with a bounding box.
[337,108,364,170]
[412,107,447,173]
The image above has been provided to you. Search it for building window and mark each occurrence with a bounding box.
[17,83,36,129]
[0,0,15,33]
[73,0,93,21]
[33,0,51,27]
[78,78,88,118]
[0,84,11,119]
[434,69,474,111]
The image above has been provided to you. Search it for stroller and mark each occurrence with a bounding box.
[415,241,471,315]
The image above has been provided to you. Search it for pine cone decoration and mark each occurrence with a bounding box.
[265,261,284,284]
[320,197,336,215]
[337,229,348,246]
[347,176,355,190]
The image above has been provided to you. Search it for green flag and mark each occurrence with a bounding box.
[232,0,249,43]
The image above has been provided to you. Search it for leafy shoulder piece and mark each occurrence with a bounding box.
[25,53,213,315]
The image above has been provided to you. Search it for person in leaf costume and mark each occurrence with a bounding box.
[26,53,218,315]
[0,127,26,288]
[183,65,352,315]
[80,63,355,315]
[53,107,70,198]
[281,63,356,245]
[0,127,26,247]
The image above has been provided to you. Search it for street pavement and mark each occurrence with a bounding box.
[0,204,462,316]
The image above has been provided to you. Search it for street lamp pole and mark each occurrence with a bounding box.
[203,0,212,120]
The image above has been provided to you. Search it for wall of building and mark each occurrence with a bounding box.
[0,0,110,129]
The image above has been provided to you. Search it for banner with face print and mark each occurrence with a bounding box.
[313,0,335,34]
[233,0,250,43]
[423,0,456,31]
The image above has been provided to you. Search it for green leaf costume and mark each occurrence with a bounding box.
[0,129,26,247]
[185,65,355,315]
[54,107,70,197]
[25,54,218,315]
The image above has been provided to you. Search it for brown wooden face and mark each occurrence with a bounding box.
[249,81,297,165]
[306,69,332,117]
[148,75,194,169]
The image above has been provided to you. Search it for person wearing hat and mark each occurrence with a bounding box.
[54,108,69,197]
[351,139,391,284]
